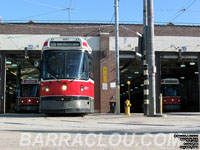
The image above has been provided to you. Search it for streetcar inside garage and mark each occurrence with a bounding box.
[5,51,41,113]
[161,57,199,112]
[120,52,200,113]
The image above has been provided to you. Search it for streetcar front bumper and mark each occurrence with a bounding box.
[40,96,94,114]
[15,104,39,112]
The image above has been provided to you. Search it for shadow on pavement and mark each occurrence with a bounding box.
[0,113,46,118]
[3,129,200,135]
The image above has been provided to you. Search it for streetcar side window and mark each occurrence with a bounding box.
[81,53,88,79]
[88,54,94,79]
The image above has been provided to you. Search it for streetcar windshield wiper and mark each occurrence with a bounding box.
[69,75,80,83]
[69,72,87,83]
[46,68,59,80]
[48,73,58,80]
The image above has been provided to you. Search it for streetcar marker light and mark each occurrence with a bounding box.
[80,85,84,91]
[62,85,67,90]
[28,99,31,102]
[45,86,50,92]
[43,41,48,47]
[83,42,88,47]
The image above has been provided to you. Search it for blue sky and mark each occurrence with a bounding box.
[1,0,200,25]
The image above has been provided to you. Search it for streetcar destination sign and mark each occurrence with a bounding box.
[50,41,80,47]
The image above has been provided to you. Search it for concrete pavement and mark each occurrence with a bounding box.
[0,112,199,150]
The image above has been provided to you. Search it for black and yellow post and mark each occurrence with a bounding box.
[143,49,150,116]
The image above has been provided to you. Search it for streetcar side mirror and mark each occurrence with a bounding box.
[34,60,39,67]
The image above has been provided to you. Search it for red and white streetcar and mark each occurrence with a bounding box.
[40,37,94,114]
[15,79,39,112]
[161,78,181,112]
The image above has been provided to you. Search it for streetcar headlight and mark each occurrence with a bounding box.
[80,85,84,91]
[28,99,31,102]
[36,100,39,103]
[45,86,50,92]
[62,85,67,91]
[21,100,24,103]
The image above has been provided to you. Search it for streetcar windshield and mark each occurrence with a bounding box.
[21,84,39,97]
[161,84,180,97]
[42,50,88,80]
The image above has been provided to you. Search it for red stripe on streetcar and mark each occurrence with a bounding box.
[41,80,94,98]
[163,97,181,104]
[18,97,39,105]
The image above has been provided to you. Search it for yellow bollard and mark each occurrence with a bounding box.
[125,99,132,115]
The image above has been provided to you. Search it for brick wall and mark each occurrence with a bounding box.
[99,33,114,113]
[1,23,200,36]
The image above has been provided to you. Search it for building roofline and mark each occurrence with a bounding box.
[1,22,200,28]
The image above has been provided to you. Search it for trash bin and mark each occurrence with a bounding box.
[109,101,116,113]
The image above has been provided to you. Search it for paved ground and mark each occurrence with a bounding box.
[0,112,200,150]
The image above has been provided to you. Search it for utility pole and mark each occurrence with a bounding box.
[143,0,147,50]
[147,0,156,116]
[143,0,150,116]
[114,0,120,114]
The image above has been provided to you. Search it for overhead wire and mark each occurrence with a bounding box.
[66,0,76,22]
[156,9,200,13]
[156,0,198,35]
[110,14,115,24]
[16,9,68,20]
[110,0,121,24]
[11,0,76,21]
[169,0,197,23]
[68,0,73,22]
[23,0,61,9]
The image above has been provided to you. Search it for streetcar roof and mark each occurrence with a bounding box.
[161,78,179,84]
[42,37,92,54]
